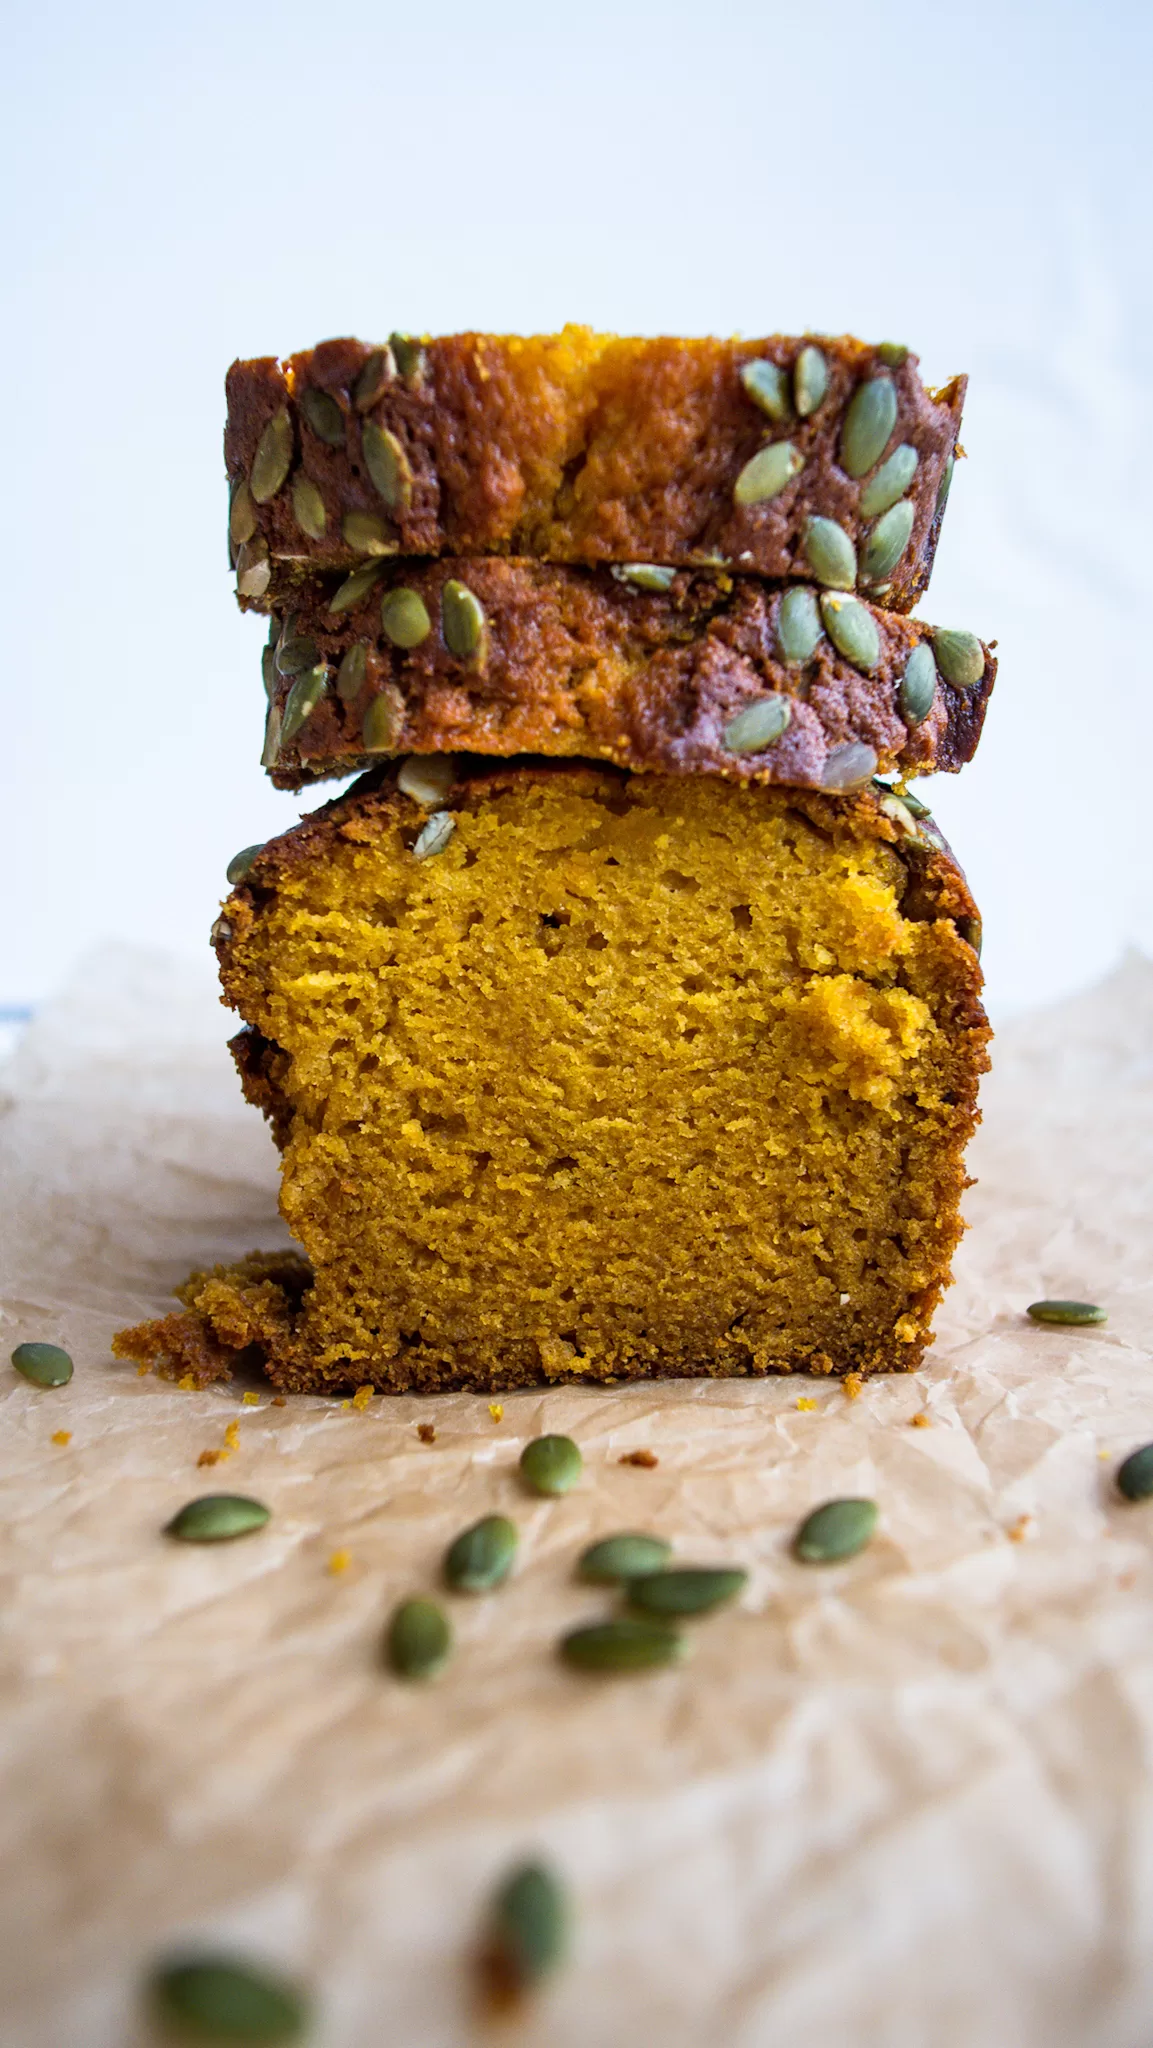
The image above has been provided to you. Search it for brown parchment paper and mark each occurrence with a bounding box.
[3,943,1153,2048]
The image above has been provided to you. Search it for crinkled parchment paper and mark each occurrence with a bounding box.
[3,945,1153,2048]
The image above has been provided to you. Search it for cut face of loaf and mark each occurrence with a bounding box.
[226,328,963,613]
[187,763,989,1396]
[254,559,995,793]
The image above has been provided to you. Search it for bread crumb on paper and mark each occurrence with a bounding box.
[795,1396,818,1412]
[51,1430,71,1447]
[620,1449,659,1469]
[242,1390,260,1406]
[843,1372,865,1401]
[488,1402,504,1423]
[418,1423,437,1444]
[327,1548,352,1575]
[352,1384,373,1412]
[910,1411,932,1428]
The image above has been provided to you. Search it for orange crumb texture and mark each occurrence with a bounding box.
[327,1548,352,1575]
[488,1402,504,1423]
[51,1430,72,1447]
[795,1396,818,1412]
[620,1449,659,1468]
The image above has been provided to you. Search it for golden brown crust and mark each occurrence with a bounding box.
[225,328,963,611]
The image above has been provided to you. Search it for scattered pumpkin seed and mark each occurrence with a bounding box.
[733,440,804,508]
[777,585,823,665]
[519,1434,583,1496]
[841,377,897,478]
[362,420,413,514]
[229,480,258,547]
[328,558,387,613]
[236,540,271,600]
[300,385,345,447]
[413,811,455,861]
[819,592,880,672]
[261,644,277,699]
[1026,1300,1107,1326]
[803,515,857,588]
[560,1617,684,1673]
[860,499,915,583]
[877,341,908,368]
[935,451,955,517]
[740,359,790,422]
[11,1341,73,1388]
[260,703,282,769]
[613,563,678,591]
[793,1497,877,1563]
[336,642,368,704]
[341,509,396,557]
[280,665,328,745]
[380,587,432,648]
[793,344,828,418]
[442,579,486,659]
[226,844,263,887]
[165,1495,271,1543]
[354,345,395,410]
[387,1596,452,1680]
[398,755,456,806]
[932,628,984,689]
[722,695,791,754]
[444,1512,517,1591]
[484,1862,568,1998]
[900,642,938,726]
[249,410,293,504]
[275,635,319,677]
[627,1566,747,1617]
[390,332,426,381]
[578,1532,673,1583]
[1117,1445,1153,1502]
[147,1953,308,2043]
[291,475,327,540]
[859,443,919,519]
[363,690,403,752]
[822,741,879,790]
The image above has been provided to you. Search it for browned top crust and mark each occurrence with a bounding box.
[256,558,995,793]
[225,327,964,612]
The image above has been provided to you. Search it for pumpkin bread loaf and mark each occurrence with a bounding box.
[115,760,988,1394]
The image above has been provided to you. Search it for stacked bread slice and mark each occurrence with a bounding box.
[118,328,993,1394]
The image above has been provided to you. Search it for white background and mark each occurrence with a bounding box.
[3,0,1151,1021]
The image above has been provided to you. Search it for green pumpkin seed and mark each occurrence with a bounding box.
[877,341,908,368]
[1026,1300,1107,1326]
[822,742,878,790]
[860,499,915,583]
[236,540,271,600]
[387,1596,452,1680]
[275,635,319,677]
[291,474,327,540]
[260,703,282,769]
[803,516,857,588]
[794,1497,877,1563]
[165,1495,271,1543]
[148,1954,307,2043]
[413,811,455,861]
[398,755,456,806]
[280,665,328,745]
[733,440,804,507]
[900,642,937,726]
[740,359,790,422]
[560,1617,684,1673]
[1117,1444,1153,1502]
[932,628,984,689]
[362,420,413,514]
[627,1566,747,1617]
[328,558,387,613]
[486,1862,567,1992]
[261,643,277,699]
[859,443,919,519]
[390,332,427,381]
[819,593,880,672]
[777,586,823,665]
[444,1512,517,1591]
[249,410,293,504]
[229,480,258,547]
[614,563,678,591]
[336,642,368,704]
[959,915,983,957]
[11,1341,73,1388]
[363,690,403,753]
[519,1434,583,1496]
[441,579,486,659]
[578,1532,673,1583]
[793,344,829,418]
[935,451,955,517]
[300,385,345,447]
[226,844,263,887]
[354,345,395,410]
[380,587,432,648]
[341,509,396,557]
[840,377,897,479]
[722,695,791,754]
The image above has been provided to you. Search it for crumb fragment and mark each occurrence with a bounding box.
[795,1396,817,1412]
[242,1390,260,1406]
[418,1422,437,1444]
[352,1384,373,1412]
[223,1420,241,1452]
[51,1430,72,1447]
[177,1375,197,1392]
[197,1448,222,1467]
[488,1402,504,1423]
[272,1396,287,1407]
[136,1362,151,1377]
[910,1411,931,1428]
[843,1373,864,1401]
[1007,1513,1033,1543]
[620,1449,659,1468]
[327,1548,352,1575]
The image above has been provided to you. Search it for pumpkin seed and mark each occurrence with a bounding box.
[578,1533,673,1583]
[362,420,413,514]
[444,1512,517,1591]
[485,1862,567,1994]
[387,1596,452,1680]
[900,642,938,726]
[519,1434,583,1496]
[363,690,403,753]
[722,695,791,754]
[859,443,919,519]
[793,344,828,417]
[442,579,486,659]
[300,385,345,447]
[560,1617,684,1673]
[627,1566,747,1617]
[822,741,878,790]
[398,755,455,806]
[354,345,395,410]
[261,644,276,699]
[165,1495,271,1543]
[336,642,368,704]
[226,844,263,887]
[819,592,880,672]
[1117,1445,1153,1502]
[260,703,282,769]
[280,665,328,745]
[380,587,432,648]
[148,1954,307,2043]
[328,558,387,613]
[860,499,915,583]
[413,811,455,861]
[390,332,426,381]
[275,636,319,677]
[877,341,908,368]
[841,377,897,478]
[291,475,327,540]
[229,480,258,547]
[777,585,823,665]
[613,563,678,591]
[733,440,804,508]
[236,540,271,600]
[793,1497,877,1563]
[249,410,293,504]
[1026,1300,1107,1326]
[935,451,955,517]
[803,516,856,588]
[740,359,790,422]
[959,915,983,957]
[11,1341,73,1388]
[932,628,984,689]
[341,510,396,557]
